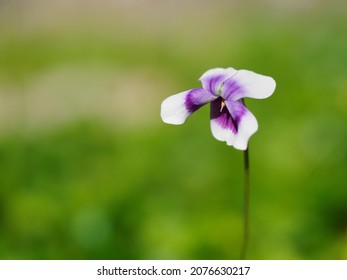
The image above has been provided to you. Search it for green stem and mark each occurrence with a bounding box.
[240,147,250,260]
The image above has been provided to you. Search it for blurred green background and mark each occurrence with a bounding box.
[0,0,347,259]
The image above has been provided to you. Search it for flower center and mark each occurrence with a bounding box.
[220,100,226,112]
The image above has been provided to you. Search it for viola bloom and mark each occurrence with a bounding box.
[160,67,276,150]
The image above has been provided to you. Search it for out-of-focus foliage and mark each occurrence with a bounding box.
[0,0,346,259]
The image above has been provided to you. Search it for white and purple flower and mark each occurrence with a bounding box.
[160,67,276,150]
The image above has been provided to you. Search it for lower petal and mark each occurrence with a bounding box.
[225,101,258,150]
[161,88,217,125]
[210,99,237,146]
[210,99,258,150]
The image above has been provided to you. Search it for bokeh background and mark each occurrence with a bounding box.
[0,0,347,259]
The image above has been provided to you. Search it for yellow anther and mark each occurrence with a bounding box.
[220,100,226,112]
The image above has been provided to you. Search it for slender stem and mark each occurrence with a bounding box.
[240,147,250,260]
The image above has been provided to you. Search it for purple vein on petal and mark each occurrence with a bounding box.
[185,88,217,113]
[225,100,248,128]
[222,78,244,101]
[200,68,238,95]
[207,75,225,94]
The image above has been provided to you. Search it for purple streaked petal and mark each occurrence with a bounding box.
[199,68,238,95]
[185,88,217,113]
[224,100,247,127]
[225,100,258,150]
[210,98,236,146]
[161,88,216,125]
[210,98,238,134]
[222,70,276,101]
[210,99,258,150]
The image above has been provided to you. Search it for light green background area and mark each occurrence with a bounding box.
[0,0,346,259]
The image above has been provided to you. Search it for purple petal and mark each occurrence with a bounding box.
[185,88,217,113]
[210,97,238,134]
[222,70,276,101]
[161,88,217,125]
[199,68,238,95]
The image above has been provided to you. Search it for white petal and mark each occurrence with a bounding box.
[210,118,235,146]
[161,91,190,125]
[160,88,216,125]
[232,109,258,150]
[222,70,276,101]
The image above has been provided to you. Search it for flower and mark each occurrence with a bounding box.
[160,67,276,150]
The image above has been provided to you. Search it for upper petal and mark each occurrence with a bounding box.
[199,68,238,95]
[222,70,276,101]
[161,88,217,125]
